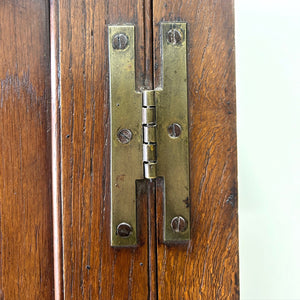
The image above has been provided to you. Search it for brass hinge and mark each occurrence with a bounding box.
[109,22,190,247]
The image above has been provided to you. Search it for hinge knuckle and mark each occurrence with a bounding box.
[143,143,156,161]
[142,107,156,125]
[143,125,156,143]
[144,162,157,179]
[142,90,155,106]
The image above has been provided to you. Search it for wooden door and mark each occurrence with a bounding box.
[0,0,238,299]
[0,1,54,299]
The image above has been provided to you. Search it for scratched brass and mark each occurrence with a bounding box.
[156,22,190,242]
[108,25,142,246]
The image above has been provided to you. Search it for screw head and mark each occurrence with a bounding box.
[171,216,188,233]
[167,29,182,45]
[117,128,133,144]
[167,123,182,138]
[116,222,133,237]
[112,33,128,50]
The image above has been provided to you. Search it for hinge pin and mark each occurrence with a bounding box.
[142,91,157,179]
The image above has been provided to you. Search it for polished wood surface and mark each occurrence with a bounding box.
[51,0,152,298]
[154,0,239,298]
[0,1,54,299]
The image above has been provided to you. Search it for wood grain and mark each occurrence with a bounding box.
[0,1,54,299]
[53,0,238,298]
[153,0,239,299]
[0,0,238,298]
[52,0,152,298]
[50,0,63,298]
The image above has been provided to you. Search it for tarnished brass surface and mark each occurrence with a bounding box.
[156,22,190,242]
[109,25,142,246]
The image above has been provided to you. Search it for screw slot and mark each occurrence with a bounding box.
[167,29,182,45]
[112,33,129,50]
[117,128,133,144]
[171,216,188,233]
[117,222,133,238]
[167,123,182,138]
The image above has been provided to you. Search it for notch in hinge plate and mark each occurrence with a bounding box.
[109,22,190,247]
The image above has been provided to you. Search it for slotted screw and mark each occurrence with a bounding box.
[167,29,182,45]
[117,222,133,237]
[112,33,128,50]
[171,216,188,233]
[167,123,182,138]
[117,129,132,144]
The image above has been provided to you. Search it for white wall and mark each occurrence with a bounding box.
[236,0,300,299]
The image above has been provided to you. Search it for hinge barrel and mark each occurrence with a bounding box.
[142,90,157,179]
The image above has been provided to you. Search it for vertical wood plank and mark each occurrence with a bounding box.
[50,0,64,298]
[153,0,239,298]
[0,1,54,299]
[52,0,150,298]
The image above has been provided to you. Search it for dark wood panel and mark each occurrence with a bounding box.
[153,0,239,298]
[52,0,151,298]
[0,1,54,299]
